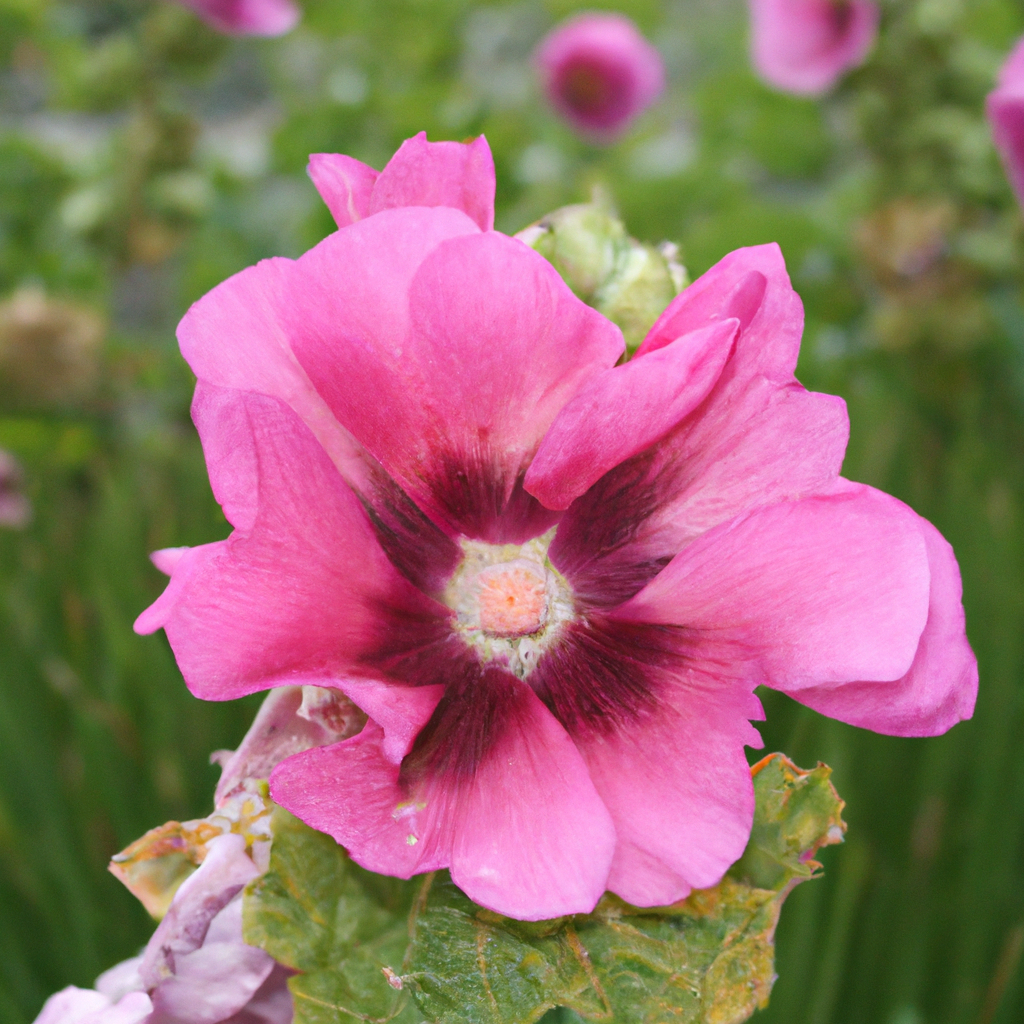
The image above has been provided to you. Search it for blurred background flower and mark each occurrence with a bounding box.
[534,12,664,143]
[748,0,878,95]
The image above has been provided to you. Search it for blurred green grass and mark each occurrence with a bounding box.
[1,0,1023,1022]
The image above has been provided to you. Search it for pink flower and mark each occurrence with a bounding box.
[34,835,292,1024]
[534,13,665,143]
[176,0,298,37]
[749,0,879,95]
[0,449,30,528]
[987,38,1024,207]
[136,133,976,921]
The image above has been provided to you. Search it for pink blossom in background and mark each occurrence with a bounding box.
[0,449,30,528]
[987,38,1024,207]
[176,0,298,37]
[34,835,292,1024]
[136,133,977,922]
[534,13,665,143]
[749,0,879,96]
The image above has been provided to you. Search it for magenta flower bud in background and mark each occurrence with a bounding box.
[748,0,879,96]
[535,12,665,144]
[987,38,1024,207]
[177,0,299,37]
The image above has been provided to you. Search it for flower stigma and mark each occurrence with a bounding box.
[443,528,574,678]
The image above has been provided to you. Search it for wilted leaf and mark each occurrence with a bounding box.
[243,754,843,1024]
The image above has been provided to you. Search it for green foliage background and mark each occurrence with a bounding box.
[0,0,1023,1023]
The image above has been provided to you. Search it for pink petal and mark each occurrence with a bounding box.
[221,965,292,1024]
[636,244,801,380]
[292,229,623,541]
[617,486,931,689]
[749,0,879,96]
[271,679,616,920]
[783,512,977,735]
[177,206,477,516]
[178,0,299,36]
[332,678,444,764]
[578,677,762,905]
[134,392,448,702]
[150,548,189,576]
[307,154,378,229]
[988,38,1024,208]
[525,318,739,510]
[369,133,496,231]
[552,246,848,605]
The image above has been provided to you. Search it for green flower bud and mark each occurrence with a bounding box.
[518,197,687,353]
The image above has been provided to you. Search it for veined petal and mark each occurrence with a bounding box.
[581,674,762,905]
[526,319,738,510]
[617,486,931,689]
[271,674,616,920]
[134,392,450,702]
[553,245,848,604]
[293,229,623,541]
[307,153,378,229]
[783,511,978,735]
[369,132,495,231]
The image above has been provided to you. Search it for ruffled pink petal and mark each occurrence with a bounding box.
[578,676,763,906]
[292,228,623,541]
[552,245,848,604]
[150,547,189,576]
[637,244,801,379]
[271,680,616,920]
[618,486,931,689]
[178,0,299,36]
[369,133,495,231]
[134,392,448,702]
[307,154,378,229]
[749,0,879,96]
[781,511,977,735]
[526,319,739,510]
[332,678,444,764]
[222,965,292,1024]
[177,207,478,517]
[988,38,1024,208]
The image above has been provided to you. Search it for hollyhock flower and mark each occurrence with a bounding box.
[0,449,30,527]
[534,13,665,143]
[34,835,292,1024]
[987,38,1024,207]
[749,0,879,96]
[176,0,298,37]
[136,133,976,921]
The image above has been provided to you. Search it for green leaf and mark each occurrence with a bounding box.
[244,755,844,1024]
[403,754,844,1024]
[243,805,421,1024]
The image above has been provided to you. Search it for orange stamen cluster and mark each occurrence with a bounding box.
[477,562,547,637]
